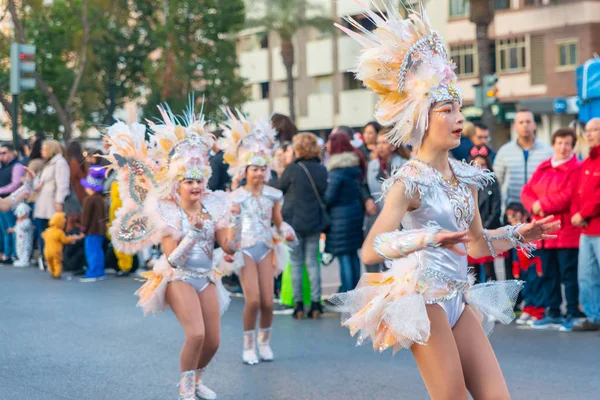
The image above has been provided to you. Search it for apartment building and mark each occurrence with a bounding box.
[447,0,600,143]
[238,0,600,142]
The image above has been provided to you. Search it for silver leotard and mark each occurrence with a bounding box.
[392,159,489,327]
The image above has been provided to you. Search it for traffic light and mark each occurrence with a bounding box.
[482,74,498,107]
[10,43,36,94]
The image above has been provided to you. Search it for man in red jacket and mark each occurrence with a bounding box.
[571,117,600,332]
[521,128,583,330]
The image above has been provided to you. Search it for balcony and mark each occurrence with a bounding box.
[271,46,299,82]
[337,36,361,73]
[298,93,334,130]
[239,49,269,84]
[338,89,377,127]
[307,39,334,77]
[242,99,270,121]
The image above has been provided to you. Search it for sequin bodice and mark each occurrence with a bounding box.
[179,209,215,271]
[232,186,283,249]
[384,159,493,280]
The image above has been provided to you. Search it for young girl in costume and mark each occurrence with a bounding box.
[9,202,34,267]
[218,111,295,365]
[104,107,241,400]
[330,2,560,399]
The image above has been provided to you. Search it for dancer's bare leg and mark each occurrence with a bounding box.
[257,252,275,329]
[197,284,221,368]
[165,281,205,372]
[240,255,260,330]
[411,304,469,400]
[453,305,510,400]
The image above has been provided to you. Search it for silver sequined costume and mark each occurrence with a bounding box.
[332,159,524,353]
[13,218,33,268]
[231,186,283,263]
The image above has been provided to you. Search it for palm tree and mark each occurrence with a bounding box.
[245,0,333,123]
[469,0,495,129]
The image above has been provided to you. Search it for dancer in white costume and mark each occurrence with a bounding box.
[331,2,560,399]
[105,105,241,400]
[218,111,295,365]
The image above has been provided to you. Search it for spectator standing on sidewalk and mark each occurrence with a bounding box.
[469,122,496,163]
[494,109,553,207]
[360,121,381,161]
[449,120,473,162]
[364,128,408,272]
[571,117,600,332]
[468,154,502,282]
[494,109,553,286]
[521,128,584,330]
[33,140,70,267]
[276,133,328,319]
[0,144,26,263]
[324,133,366,293]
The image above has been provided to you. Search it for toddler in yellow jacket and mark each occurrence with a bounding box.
[42,212,83,279]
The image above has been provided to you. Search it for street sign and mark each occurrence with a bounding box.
[553,98,567,114]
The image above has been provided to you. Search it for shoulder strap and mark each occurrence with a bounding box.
[298,162,326,209]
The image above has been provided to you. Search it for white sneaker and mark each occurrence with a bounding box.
[257,328,274,361]
[195,383,217,400]
[242,330,259,365]
[516,312,531,325]
[38,257,45,271]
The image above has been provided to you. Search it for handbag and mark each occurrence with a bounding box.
[63,185,82,215]
[298,162,331,234]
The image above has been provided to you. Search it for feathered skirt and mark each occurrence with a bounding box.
[330,254,523,354]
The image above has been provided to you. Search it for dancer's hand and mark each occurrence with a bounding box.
[433,230,470,256]
[224,254,235,263]
[194,214,204,230]
[284,232,295,242]
[230,202,241,216]
[518,215,560,242]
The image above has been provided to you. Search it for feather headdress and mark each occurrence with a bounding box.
[337,0,461,148]
[219,109,277,182]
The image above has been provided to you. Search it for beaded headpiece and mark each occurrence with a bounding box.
[338,0,462,147]
[219,109,277,182]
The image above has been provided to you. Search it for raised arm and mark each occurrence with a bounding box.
[468,186,560,259]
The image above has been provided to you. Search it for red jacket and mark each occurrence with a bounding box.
[521,155,582,248]
[572,146,600,236]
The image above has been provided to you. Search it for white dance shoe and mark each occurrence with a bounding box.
[242,330,259,365]
[257,327,274,361]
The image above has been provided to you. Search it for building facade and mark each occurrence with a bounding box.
[238,0,600,142]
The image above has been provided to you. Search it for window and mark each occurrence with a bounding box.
[449,0,470,17]
[260,35,269,49]
[343,72,362,91]
[344,14,378,32]
[313,75,333,94]
[496,37,527,73]
[450,44,477,77]
[260,82,270,99]
[557,40,578,69]
[495,0,510,10]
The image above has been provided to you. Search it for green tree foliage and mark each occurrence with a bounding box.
[142,0,247,124]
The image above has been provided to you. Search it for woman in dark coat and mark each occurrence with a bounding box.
[468,155,502,282]
[324,133,366,292]
[276,133,328,318]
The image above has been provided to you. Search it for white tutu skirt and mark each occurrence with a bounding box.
[135,256,231,316]
[330,254,523,354]
[213,239,290,278]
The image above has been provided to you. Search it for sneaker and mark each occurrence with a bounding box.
[80,276,105,283]
[559,317,587,332]
[38,257,45,271]
[516,312,531,325]
[531,316,563,330]
[571,319,600,332]
[526,317,541,327]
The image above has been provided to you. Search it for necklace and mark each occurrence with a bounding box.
[415,158,457,186]
[182,203,208,224]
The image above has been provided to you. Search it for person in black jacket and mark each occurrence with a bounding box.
[467,155,502,282]
[275,133,328,319]
[324,133,366,293]
[207,133,231,192]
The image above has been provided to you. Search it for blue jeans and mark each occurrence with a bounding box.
[33,218,49,255]
[338,252,361,293]
[84,235,105,279]
[539,248,581,317]
[0,210,17,258]
[578,235,600,324]
[290,233,321,302]
[520,252,545,309]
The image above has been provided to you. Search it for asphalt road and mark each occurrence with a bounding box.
[1,266,599,400]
